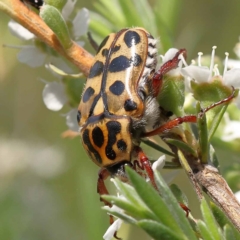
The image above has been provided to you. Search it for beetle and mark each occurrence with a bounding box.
[77,27,189,205]
[77,27,235,238]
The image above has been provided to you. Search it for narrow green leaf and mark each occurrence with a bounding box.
[197,102,209,164]
[210,202,240,239]
[102,195,158,221]
[154,170,198,240]
[210,202,230,228]
[125,167,185,236]
[102,206,136,225]
[201,198,222,240]
[208,104,228,141]
[137,220,186,240]
[118,0,143,26]
[197,220,215,240]
[164,138,197,157]
[112,178,144,208]
[170,184,189,207]
[132,0,158,35]
[224,224,237,240]
[93,0,125,27]
[142,138,175,156]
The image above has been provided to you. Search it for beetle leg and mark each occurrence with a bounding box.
[97,168,111,207]
[144,87,235,137]
[179,203,191,217]
[134,146,158,191]
[97,169,122,240]
[151,49,187,97]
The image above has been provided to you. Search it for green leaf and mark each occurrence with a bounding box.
[45,0,66,10]
[197,220,215,240]
[118,0,143,27]
[210,202,240,239]
[141,138,175,157]
[125,167,185,237]
[102,195,158,221]
[110,178,144,208]
[197,102,209,164]
[154,171,198,240]
[137,220,186,240]
[102,206,136,225]
[170,184,189,207]
[93,0,125,27]
[40,5,72,49]
[224,224,237,240]
[164,138,197,157]
[210,202,230,228]
[201,198,222,240]
[158,74,185,117]
[132,0,158,35]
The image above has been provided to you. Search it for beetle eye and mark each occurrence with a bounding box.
[77,110,81,123]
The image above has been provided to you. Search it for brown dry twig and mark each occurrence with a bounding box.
[9,0,93,76]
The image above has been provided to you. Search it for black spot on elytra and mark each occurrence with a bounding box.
[124,99,137,111]
[131,53,142,66]
[82,129,102,164]
[109,80,125,96]
[112,45,121,53]
[124,31,141,48]
[88,61,104,78]
[96,35,109,54]
[109,55,130,72]
[105,121,121,160]
[117,139,127,151]
[102,45,120,57]
[102,48,109,57]
[82,87,95,103]
[92,126,104,148]
[77,110,81,123]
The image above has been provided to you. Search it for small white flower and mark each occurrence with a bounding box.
[72,8,89,39]
[152,155,166,171]
[18,45,46,67]
[181,46,240,109]
[42,81,68,111]
[8,20,34,40]
[103,205,123,240]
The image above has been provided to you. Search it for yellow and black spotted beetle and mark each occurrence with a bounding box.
[77,27,234,239]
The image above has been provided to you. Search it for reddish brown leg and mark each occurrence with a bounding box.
[144,87,236,138]
[152,49,187,97]
[133,146,158,191]
[179,203,191,217]
[97,169,122,240]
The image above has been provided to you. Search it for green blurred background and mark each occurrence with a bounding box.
[0,0,240,239]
